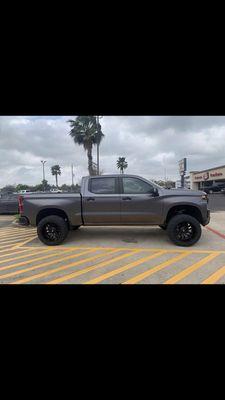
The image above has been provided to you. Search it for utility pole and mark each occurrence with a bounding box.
[96,116,100,175]
[41,160,46,181]
[71,164,75,186]
[96,116,103,175]
[163,156,167,188]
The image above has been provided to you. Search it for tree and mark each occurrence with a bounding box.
[16,184,30,192]
[51,165,61,187]
[1,185,16,194]
[116,157,128,174]
[68,116,104,176]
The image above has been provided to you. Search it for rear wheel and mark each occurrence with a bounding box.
[37,215,69,246]
[167,214,202,247]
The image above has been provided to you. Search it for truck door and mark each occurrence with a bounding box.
[82,177,121,224]
[120,177,162,224]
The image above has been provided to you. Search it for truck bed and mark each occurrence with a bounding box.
[21,193,82,227]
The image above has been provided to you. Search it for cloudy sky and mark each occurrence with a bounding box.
[0,115,225,187]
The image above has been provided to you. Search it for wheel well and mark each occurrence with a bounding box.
[36,208,70,226]
[166,205,203,225]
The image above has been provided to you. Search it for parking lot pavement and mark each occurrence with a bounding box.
[0,214,225,284]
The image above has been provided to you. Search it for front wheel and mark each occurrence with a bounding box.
[37,215,69,246]
[167,214,202,247]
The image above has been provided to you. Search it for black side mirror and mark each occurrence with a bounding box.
[149,188,159,197]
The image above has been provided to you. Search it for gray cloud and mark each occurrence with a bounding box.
[0,115,225,187]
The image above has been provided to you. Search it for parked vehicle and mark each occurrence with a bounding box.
[0,193,19,214]
[203,183,225,194]
[50,189,63,193]
[19,174,210,247]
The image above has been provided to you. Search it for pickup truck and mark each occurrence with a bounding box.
[19,174,210,247]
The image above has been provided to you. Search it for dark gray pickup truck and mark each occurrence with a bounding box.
[19,174,210,247]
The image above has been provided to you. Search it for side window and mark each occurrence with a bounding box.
[123,178,153,194]
[90,178,117,194]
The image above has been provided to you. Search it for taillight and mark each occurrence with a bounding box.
[18,196,24,214]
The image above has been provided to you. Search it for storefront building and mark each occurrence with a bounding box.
[190,165,225,190]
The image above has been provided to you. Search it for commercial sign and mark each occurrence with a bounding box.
[179,158,187,175]
[193,167,225,182]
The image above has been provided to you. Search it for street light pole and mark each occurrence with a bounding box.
[71,164,74,186]
[96,116,103,175]
[41,160,46,181]
[96,116,100,175]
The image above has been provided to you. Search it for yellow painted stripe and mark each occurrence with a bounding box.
[164,252,220,284]
[12,249,118,284]
[0,247,77,273]
[0,231,34,240]
[48,250,141,284]
[0,232,36,241]
[4,243,224,255]
[123,252,190,284]
[0,235,36,246]
[0,236,35,247]
[0,226,35,233]
[85,251,166,284]
[2,249,100,282]
[12,235,37,248]
[202,265,225,284]
[0,228,36,235]
[0,244,26,254]
[0,249,51,266]
[0,247,39,259]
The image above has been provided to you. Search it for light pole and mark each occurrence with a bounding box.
[71,164,75,186]
[96,116,103,175]
[41,160,47,182]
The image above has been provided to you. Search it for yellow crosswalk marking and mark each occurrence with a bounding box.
[202,265,225,284]
[48,250,142,284]
[164,252,220,284]
[85,251,165,284]
[123,252,190,284]
[3,249,101,282]
[12,249,118,284]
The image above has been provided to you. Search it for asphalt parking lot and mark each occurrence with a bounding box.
[0,200,224,284]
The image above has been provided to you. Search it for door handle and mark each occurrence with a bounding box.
[87,197,95,201]
[122,197,132,201]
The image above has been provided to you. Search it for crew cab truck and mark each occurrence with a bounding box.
[19,174,210,247]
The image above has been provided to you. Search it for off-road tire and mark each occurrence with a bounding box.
[167,214,202,247]
[37,215,69,246]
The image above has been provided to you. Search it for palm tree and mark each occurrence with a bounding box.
[117,157,128,174]
[68,116,104,176]
[51,165,61,187]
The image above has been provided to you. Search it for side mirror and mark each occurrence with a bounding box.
[149,188,159,197]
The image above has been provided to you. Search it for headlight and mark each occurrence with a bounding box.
[202,193,208,202]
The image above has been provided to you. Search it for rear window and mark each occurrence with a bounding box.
[90,178,117,194]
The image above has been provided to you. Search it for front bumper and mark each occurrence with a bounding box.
[203,210,210,226]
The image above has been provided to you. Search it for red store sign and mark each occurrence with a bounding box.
[194,171,223,181]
